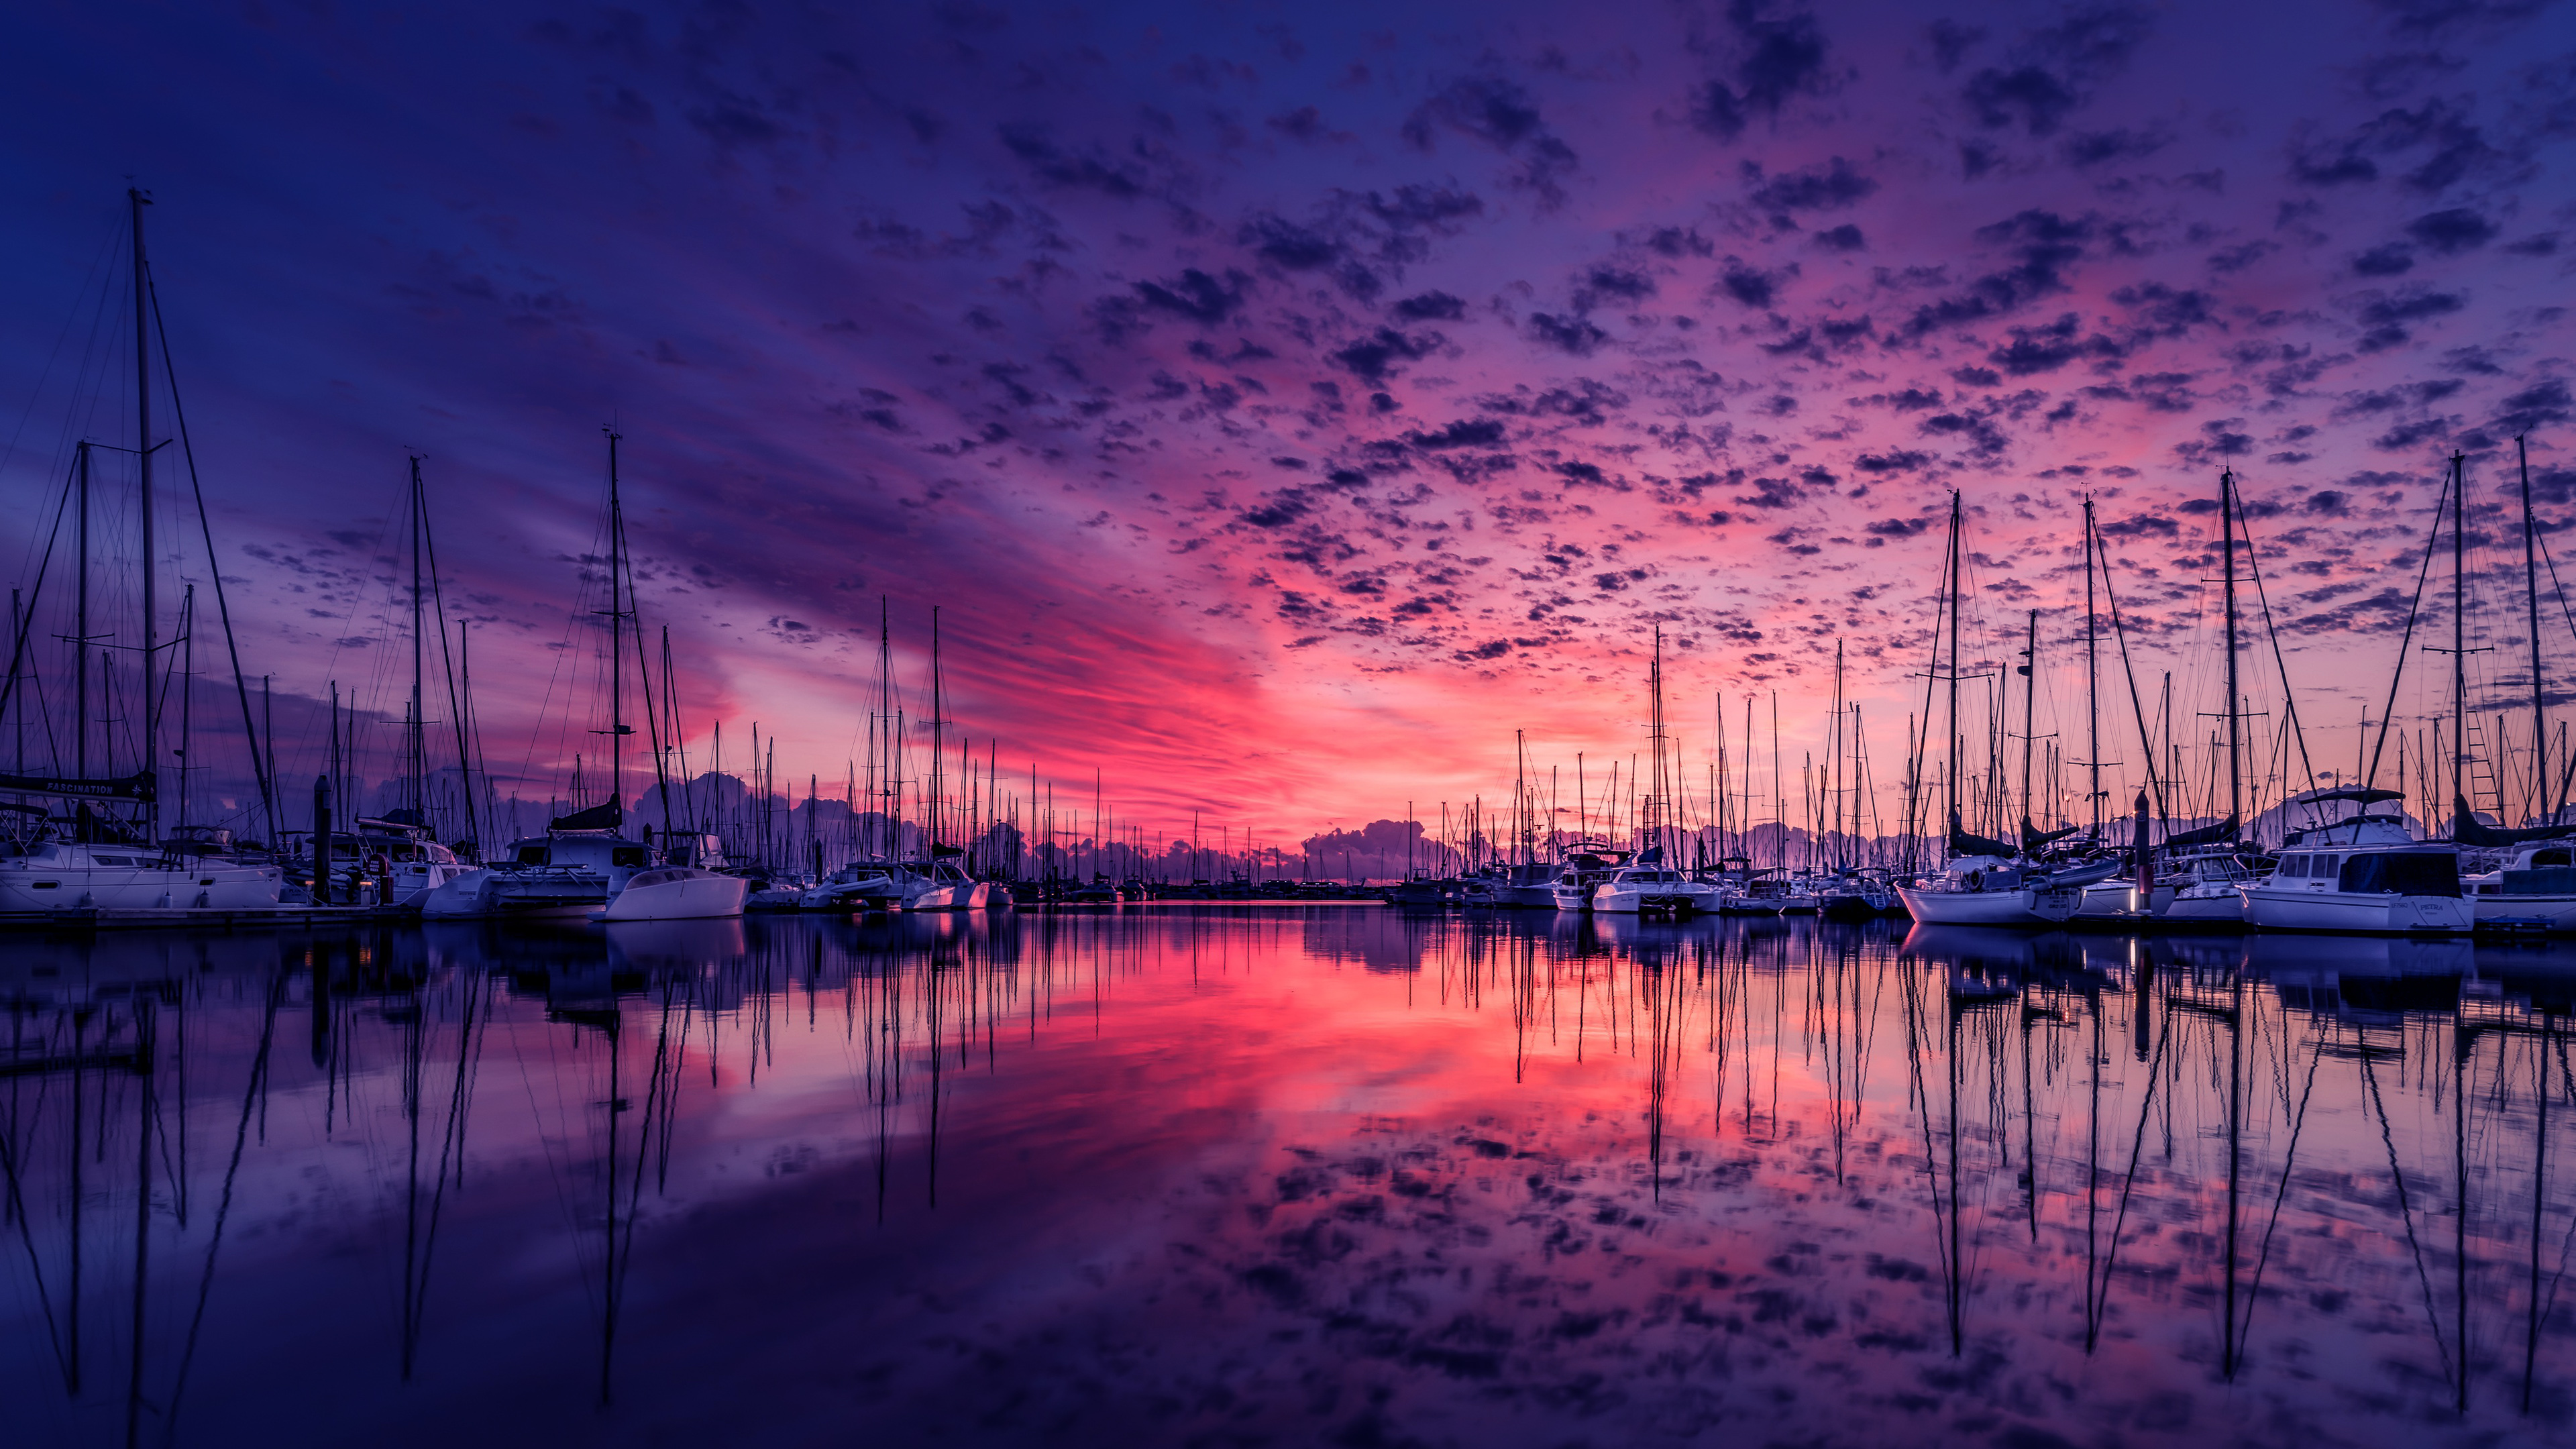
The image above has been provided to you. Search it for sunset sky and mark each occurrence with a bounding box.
[2,0,2571,844]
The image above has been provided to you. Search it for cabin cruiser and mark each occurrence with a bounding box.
[2463,837,2576,930]
[798,860,920,911]
[290,810,470,908]
[2239,788,2467,934]
[0,825,286,912]
[1591,849,1723,914]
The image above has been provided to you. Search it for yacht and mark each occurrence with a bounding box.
[0,831,286,913]
[908,857,997,910]
[1548,845,1629,911]
[2240,789,2467,934]
[798,861,919,910]
[1591,851,1723,914]
[423,822,746,921]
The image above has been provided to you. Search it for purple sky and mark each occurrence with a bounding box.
[3,0,2572,841]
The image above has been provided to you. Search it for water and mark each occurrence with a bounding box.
[3,910,2575,1447]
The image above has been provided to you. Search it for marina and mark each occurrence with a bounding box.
[7,1,2575,1442]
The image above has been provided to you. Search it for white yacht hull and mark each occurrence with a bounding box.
[2469,893,2576,930]
[0,859,284,912]
[910,881,995,911]
[2241,886,2471,934]
[1591,882,1723,914]
[600,869,749,922]
[1896,883,2081,926]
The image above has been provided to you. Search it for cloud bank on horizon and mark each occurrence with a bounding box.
[1,0,2570,837]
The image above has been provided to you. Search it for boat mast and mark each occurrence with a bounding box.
[1945,491,1963,847]
[2451,451,2468,828]
[131,188,158,841]
[75,441,92,780]
[2522,435,2546,823]
[2084,496,2101,837]
[603,428,627,822]
[930,606,944,855]
[409,454,428,822]
[2220,469,2241,833]
[2019,609,2038,839]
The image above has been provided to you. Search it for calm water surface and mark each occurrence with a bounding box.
[6,909,2576,1446]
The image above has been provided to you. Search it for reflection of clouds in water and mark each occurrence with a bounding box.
[0,913,2571,1444]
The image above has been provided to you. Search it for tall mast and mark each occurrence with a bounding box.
[2522,435,2546,823]
[604,427,627,820]
[2452,451,2469,826]
[131,188,158,839]
[408,454,428,820]
[930,606,944,852]
[1945,491,1963,841]
[75,442,93,779]
[2019,609,2038,834]
[2084,498,2102,836]
[2220,469,2242,828]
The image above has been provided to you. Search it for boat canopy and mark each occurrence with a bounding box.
[2019,816,2080,851]
[549,800,621,832]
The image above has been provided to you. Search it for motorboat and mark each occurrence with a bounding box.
[798,861,919,910]
[1591,851,1723,915]
[2239,788,2467,934]
[424,820,746,922]
[1548,845,1631,911]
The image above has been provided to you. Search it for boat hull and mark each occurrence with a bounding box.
[0,860,283,912]
[2469,893,2576,930]
[2241,886,2471,934]
[1895,883,2081,926]
[420,868,610,920]
[600,869,749,922]
[910,881,996,911]
[1592,883,1723,914]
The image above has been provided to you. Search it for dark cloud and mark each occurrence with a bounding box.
[1332,327,1439,381]
[1902,209,2093,336]
[2063,126,2171,167]
[1748,156,1878,211]
[1405,419,1508,450]
[1688,1,1834,142]
[1989,313,2124,375]
[2353,285,2465,350]
[2353,243,2416,276]
[1404,77,1578,205]
[1134,268,1246,324]
[2406,208,2497,254]
[1393,291,1466,321]
[998,121,1148,197]
[1720,263,1778,307]
[1813,223,1866,251]
[1961,5,2155,137]
[1528,313,1610,356]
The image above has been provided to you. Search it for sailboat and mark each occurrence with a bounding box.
[2458,434,2576,929]
[0,191,288,914]
[1591,631,1723,915]
[1896,494,2117,926]
[423,431,745,921]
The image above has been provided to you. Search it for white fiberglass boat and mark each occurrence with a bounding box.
[906,859,996,911]
[2240,798,2467,934]
[1896,855,2094,928]
[425,828,747,921]
[799,861,918,910]
[2464,839,2576,930]
[1591,863,1723,915]
[0,837,286,912]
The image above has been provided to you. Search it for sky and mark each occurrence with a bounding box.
[1,0,2573,847]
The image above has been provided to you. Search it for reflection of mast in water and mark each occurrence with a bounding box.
[396,967,489,1381]
[567,979,688,1407]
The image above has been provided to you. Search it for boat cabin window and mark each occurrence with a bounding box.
[612,846,647,869]
[2536,849,2574,868]
[515,845,549,865]
[2279,856,2306,877]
